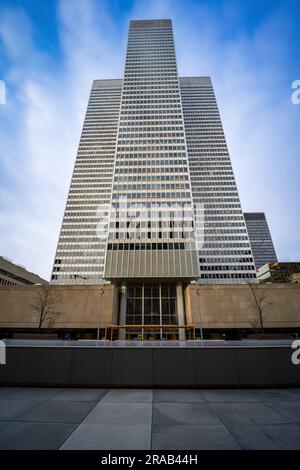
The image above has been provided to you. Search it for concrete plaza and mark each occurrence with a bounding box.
[0,387,300,449]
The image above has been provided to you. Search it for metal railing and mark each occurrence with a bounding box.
[104,324,196,341]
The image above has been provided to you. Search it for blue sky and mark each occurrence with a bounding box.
[0,0,299,280]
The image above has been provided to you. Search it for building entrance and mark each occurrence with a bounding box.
[125,283,178,339]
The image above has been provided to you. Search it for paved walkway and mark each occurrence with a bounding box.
[0,387,300,449]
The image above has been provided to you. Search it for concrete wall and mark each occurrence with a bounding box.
[0,283,300,331]
[185,284,300,329]
[0,284,119,329]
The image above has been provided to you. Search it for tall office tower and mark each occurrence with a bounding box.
[180,77,257,283]
[105,20,199,281]
[51,19,257,334]
[104,19,200,331]
[244,212,278,269]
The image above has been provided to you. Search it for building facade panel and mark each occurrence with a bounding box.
[51,79,122,284]
[180,77,257,283]
[244,212,277,269]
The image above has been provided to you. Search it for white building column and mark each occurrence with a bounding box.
[176,282,186,340]
[118,283,127,340]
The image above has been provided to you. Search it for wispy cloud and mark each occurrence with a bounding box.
[0,0,299,280]
[0,0,127,279]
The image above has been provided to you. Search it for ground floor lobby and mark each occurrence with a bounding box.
[1,386,300,449]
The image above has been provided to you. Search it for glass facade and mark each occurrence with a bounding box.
[104,19,199,279]
[126,283,177,326]
[244,212,277,269]
[51,80,122,284]
[180,77,257,283]
[244,212,278,270]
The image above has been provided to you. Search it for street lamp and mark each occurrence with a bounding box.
[196,288,204,346]
[96,288,105,346]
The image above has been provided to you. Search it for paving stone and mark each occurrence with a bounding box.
[0,399,42,420]
[153,403,221,425]
[201,389,259,403]
[153,389,205,403]
[4,387,62,401]
[265,401,300,423]
[152,424,241,450]
[254,388,300,402]
[210,402,291,425]
[84,402,152,425]
[0,421,77,450]
[229,423,300,450]
[0,387,21,399]
[51,388,108,402]
[61,423,151,450]
[102,389,153,403]
[1,386,300,450]
[18,400,96,423]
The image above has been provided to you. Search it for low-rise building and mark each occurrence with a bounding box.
[291,273,300,284]
[0,256,48,286]
[258,262,300,283]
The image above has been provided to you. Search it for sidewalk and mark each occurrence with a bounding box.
[0,387,300,449]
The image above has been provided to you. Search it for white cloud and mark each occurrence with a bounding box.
[0,0,299,281]
[0,8,34,61]
[0,1,126,279]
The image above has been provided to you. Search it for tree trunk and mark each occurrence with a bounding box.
[37,314,43,332]
[258,309,264,334]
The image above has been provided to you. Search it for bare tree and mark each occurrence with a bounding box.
[30,285,62,332]
[247,283,272,334]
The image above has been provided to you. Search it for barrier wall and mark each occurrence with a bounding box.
[185,283,300,329]
[1,344,299,388]
[1,283,300,331]
[0,284,119,329]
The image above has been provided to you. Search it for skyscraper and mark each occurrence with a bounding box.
[51,19,257,331]
[244,212,278,269]
[104,20,199,282]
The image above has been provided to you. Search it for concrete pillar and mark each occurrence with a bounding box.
[118,283,127,340]
[176,282,186,341]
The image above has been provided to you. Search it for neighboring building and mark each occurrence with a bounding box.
[0,256,47,286]
[291,273,300,284]
[51,19,257,337]
[258,262,300,283]
[244,212,277,269]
